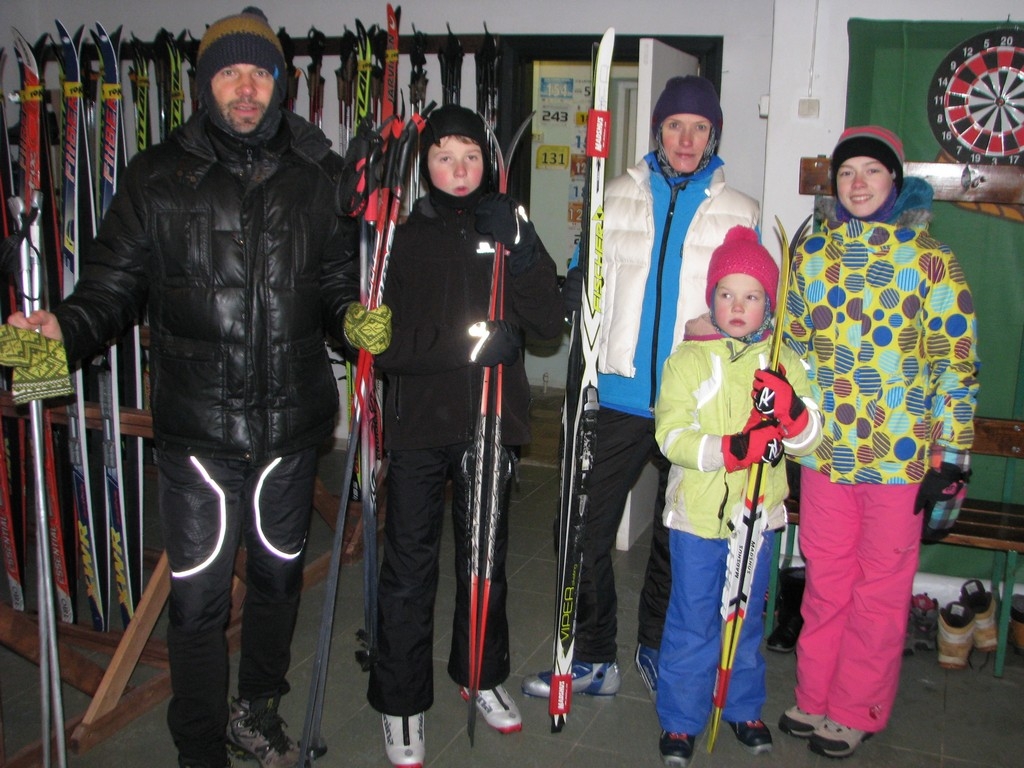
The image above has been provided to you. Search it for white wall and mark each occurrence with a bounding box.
[764,0,1020,260]
[2,0,775,203]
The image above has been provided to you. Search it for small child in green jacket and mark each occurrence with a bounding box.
[653,225,822,766]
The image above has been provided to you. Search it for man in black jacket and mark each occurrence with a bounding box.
[7,8,359,768]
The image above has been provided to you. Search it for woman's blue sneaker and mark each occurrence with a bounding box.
[521,660,621,697]
[634,643,659,703]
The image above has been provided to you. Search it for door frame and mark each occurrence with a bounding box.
[494,35,724,201]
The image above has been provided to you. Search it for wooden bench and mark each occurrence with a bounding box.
[765,416,1024,677]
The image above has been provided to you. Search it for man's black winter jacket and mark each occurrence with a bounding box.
[54,111,359,462]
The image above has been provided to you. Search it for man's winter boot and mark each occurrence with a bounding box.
[937,601,975,669]
[904,593,939,655]
[960,579,998,652]
[766,567,805,653]
[226,695,300,768]
[1011,594,1024,653]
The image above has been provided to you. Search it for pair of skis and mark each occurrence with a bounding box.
[92,22,146,630]
[6,30,70,756]
[0,44,27,616]
[54,20,109,632]
[299,105,432,765]
[9,29,78,632]
[547,27,615,733]
[353,2,402,670]
[706,215,809,751]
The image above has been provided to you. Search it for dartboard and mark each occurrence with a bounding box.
[927,27,1024,164]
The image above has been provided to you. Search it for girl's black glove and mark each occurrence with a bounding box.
[915,462,970,542]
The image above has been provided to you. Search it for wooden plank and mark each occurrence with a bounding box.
[75,554,170,730]
[0,603,107,695]
[0,390,153,439]
[972,417,1024,458]
[68,675,172,755]
[799,157,1024,204]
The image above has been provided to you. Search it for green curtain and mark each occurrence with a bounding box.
[846,19,1024,573]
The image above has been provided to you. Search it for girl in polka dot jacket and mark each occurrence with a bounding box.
[779,126,979,759]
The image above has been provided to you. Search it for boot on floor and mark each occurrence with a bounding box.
[766,566,805,653]
[938,601,975,669]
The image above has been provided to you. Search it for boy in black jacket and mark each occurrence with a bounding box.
[367,105,564,767]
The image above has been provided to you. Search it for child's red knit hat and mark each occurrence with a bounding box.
[705,226,779,308]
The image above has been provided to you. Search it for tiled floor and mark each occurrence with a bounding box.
[3,398,1024,766]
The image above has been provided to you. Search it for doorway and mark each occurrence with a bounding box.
[497,35,718,389]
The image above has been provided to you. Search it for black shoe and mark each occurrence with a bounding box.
[729,719,773,754]
[766,615,803,653]
[659,731,695,767]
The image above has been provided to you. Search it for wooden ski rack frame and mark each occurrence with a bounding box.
[798,156,1024,204]
[0,389,361,766]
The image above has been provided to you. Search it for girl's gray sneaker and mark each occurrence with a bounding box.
[778,705,825,738]
[808,717,872,758]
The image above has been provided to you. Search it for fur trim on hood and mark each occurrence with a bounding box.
[817,175,934,228]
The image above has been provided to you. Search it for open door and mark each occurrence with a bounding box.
[614,39,699,551]
[523,37,703,391]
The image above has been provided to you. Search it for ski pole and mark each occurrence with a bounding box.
[464,116,535,744]
[298,418,359,765]
[13,192,69,767]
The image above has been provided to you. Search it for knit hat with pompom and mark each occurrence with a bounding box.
[705,225,779,309]
[196,7,286,107]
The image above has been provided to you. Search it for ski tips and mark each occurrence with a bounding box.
[54,19,84,47]
[774,213,812,261]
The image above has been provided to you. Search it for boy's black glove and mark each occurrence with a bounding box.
[468,320,522,367]
[561,266,584,317]
[474,193,538,274]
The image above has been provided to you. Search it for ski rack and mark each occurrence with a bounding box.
[0,389,359,766]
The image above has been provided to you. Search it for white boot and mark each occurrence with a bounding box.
[382,712,425,768]
[461,685,523,734]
